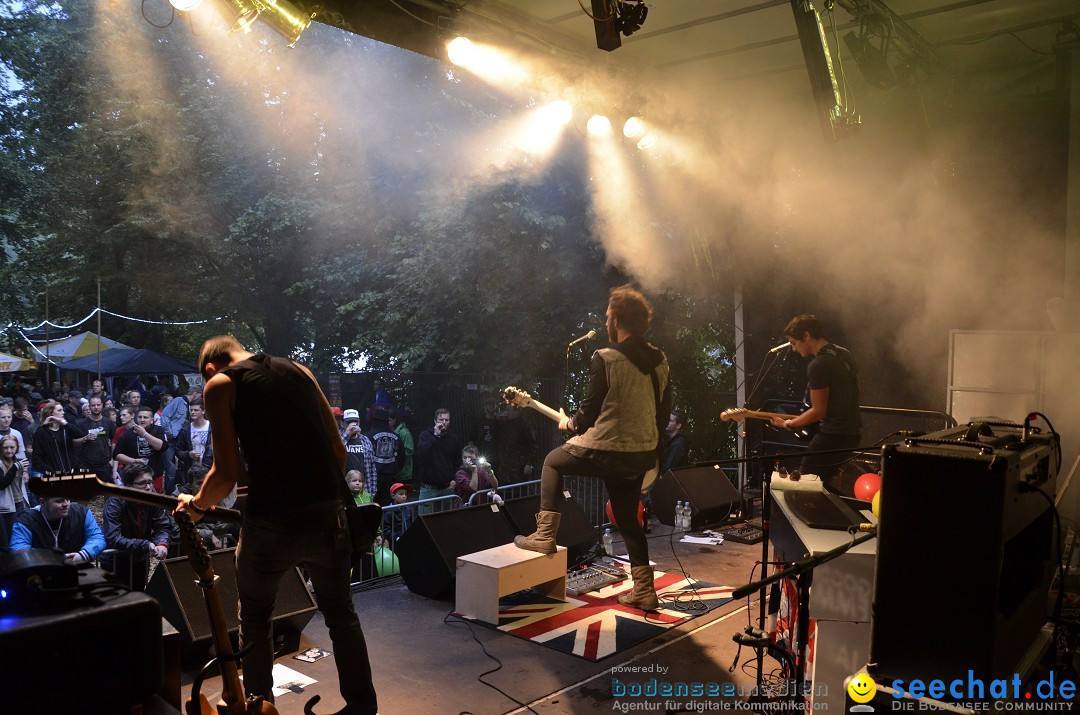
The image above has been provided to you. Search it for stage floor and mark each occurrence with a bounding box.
[184,521,769,715]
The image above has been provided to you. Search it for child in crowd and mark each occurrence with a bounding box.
[379,481,412,546]
[347,469,373,506]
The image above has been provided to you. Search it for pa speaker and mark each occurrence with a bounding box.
[503,494,596,563]
[396,505,518,599]
[146,547,317,666]
[652,464,741,529]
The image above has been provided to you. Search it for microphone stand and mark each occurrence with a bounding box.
[732,527,878,711]
[702,442,887,697]
[739,346,786,686]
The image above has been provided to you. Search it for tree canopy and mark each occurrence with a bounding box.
[0,0,737,460]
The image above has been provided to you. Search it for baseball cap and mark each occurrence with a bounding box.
[69,390,83,399]
[342,408,361,422]
[331,406,344,418]
[390,482,412,494]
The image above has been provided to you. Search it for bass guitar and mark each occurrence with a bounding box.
[503,386,660,488]
[719,407,817,442]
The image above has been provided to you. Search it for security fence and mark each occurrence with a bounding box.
[349,474,614,586]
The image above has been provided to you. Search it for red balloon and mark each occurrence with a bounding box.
[854,472,882,502]
[605,499,645,528]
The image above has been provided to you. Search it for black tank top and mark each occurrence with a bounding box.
[222,354,342,516]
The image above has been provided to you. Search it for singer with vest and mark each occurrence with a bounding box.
[769,314,861,491]
[515,284,671,612]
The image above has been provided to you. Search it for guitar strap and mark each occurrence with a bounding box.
[817,344,857,380]
[650,368,665,455]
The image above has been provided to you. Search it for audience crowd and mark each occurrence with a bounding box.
[0,373,544,584]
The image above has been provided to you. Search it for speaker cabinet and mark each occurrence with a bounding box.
[7,571,163,713]
[502,494,596,564]
[652,464,742,529]
[146,547,317,666]
[396,505,518,599]
[869,425,1058,683]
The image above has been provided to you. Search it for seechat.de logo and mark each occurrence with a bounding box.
[848,672,878,709]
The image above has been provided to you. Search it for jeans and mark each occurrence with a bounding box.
[540,445,653,568]
[235,500,378,714]
[417,484,454,514]
[161,444,177,495]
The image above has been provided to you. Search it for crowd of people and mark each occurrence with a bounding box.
[0,372,562,564]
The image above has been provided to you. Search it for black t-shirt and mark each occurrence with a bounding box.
[113,424,167,476]
[222,354,343,516]
[77,417,116,469]
[807,344,861,435]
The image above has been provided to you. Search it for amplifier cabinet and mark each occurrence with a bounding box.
[869,423,1059,685]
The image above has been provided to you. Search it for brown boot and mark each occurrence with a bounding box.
[617,565,660,611]
[513,511,561,555]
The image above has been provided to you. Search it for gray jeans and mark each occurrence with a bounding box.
[235,500,378,713]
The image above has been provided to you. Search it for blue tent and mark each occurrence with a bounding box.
[61,348,196,376]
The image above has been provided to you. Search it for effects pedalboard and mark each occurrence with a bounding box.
[566,557,627,596]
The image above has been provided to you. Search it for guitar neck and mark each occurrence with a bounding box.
[30,473,242,523]
[739,410,789,421]
[523,398,564,424]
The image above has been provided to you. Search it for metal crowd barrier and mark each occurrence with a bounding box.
[350,475,617,586]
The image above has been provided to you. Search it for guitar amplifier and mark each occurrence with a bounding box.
[6,567,164,712]
[869,422,1059,684]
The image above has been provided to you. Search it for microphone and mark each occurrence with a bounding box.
[568,329,597,347]
[768,341,790,353]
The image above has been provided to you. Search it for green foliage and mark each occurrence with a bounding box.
[0,1,739,461]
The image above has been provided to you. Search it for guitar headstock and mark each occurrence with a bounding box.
[29,470,109,501]
[503,386,533,408]
[719,408,749,424]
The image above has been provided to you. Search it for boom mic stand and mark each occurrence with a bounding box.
[732,526,878,711]
[703,442,886,698]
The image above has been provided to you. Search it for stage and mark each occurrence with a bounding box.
[187,521,766,714]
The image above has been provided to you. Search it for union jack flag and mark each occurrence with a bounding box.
[491,572,734,661]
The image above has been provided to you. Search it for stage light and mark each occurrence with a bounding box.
[587,114,612,136]
[213,0,259,34]
[169,0,203,10]
[636,133,657,150]
[255,0,312,47]
[447,36,476,67]
[622,116,646,139]
[540,100,573,127]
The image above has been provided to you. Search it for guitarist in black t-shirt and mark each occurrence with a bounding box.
[770,314,861,492]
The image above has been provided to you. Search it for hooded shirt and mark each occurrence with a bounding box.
[565,335,670,454]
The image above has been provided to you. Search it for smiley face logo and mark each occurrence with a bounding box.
[847,673,877,704]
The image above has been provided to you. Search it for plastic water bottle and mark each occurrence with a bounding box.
[675,501,684,529]
[683,501,694,530]
[602,528,614,556]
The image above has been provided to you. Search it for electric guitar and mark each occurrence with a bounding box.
[719,407,818,442]
[503,386,660,488]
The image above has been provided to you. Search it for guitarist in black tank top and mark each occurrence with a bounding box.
[769,314,861,493]
[176,336,379,714]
